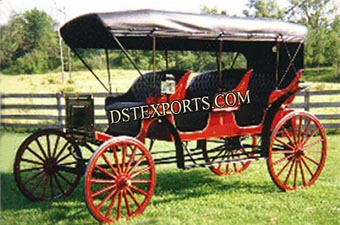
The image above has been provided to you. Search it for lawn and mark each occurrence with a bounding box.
[1,68,340,94]
[1,132,339,225]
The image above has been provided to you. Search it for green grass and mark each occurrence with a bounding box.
[304,67,340,83]
[1,67,340,94]
[0,69,140,94]
[1,132,340,225]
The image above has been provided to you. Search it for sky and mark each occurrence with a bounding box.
[0,0,251,25]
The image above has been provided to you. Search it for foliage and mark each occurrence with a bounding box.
[244,0,340,71]
[0,4,339,75]
[0,9,59,74]
[243,0,285,18]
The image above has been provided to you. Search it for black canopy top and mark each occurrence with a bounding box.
[60,9,307,50]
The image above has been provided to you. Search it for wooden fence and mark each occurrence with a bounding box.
[1,90,339,130]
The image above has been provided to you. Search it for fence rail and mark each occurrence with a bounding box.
[1,90,339,130]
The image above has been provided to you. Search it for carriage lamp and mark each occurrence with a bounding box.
[161,74,176,95]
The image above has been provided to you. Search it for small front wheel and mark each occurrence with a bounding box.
[267,111,327,191]
[84,136,155,223]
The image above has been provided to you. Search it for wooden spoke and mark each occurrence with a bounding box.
[126,188,141,208]
[94,165,116,179]
[130,185,148,196]
[52,135,60,158]
[91,178,115,184]
[112,145,122,173]
[105,190,119,218]
[130,166,151,178]
[26,146,45,163]
[46,135,51,158]
[274,137,294,150]
[276,159,293,178]
[205,135,257,176]
[116,192,123,220]
[127,155,146,175]
[267,112,326,191]
[97,189,117,210]
[283,159,295,185]
[281,126,296,148]
[101,153,119,177]
[124,146,137,173]
[92,185,116,198]
[35,139,48,160]
[123,190,132,216]
[84,137,155,223]
[272,153,295,166]
[21,158,43,165]
[23,170,45,185]
[298,160,306,186]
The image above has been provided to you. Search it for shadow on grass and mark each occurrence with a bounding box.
[1,167,280,215]
[151,168,279,206]
[1,172,95,223]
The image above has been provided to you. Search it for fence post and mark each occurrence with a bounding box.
[304,90,310,112]
[56,92,63,129]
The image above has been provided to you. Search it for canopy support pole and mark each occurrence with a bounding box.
[165,50,169,70]
[112,34,152,89]
[218,40,223,87]
[275,35,280,89]
[72,48,110,93]
[105,49,112,94]
[229,52,240,69]
[152,36,156,86]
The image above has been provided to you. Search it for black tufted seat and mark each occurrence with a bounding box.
[175,69,247,131]
[234,72,276,126]
[105,70,188,136]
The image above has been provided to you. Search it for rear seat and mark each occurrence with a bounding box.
[234,72,276,126]
[175,69,247,131]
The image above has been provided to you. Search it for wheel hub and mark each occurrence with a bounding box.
[116,175,131,189]
[295,145,304,157]
[44,158,57,175]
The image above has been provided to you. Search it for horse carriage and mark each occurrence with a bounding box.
[13,10,327,223]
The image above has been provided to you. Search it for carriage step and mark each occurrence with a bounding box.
[183,156,267,170]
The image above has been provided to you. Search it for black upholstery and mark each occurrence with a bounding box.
[105,70,188,136]
[234,72,276,126]
[175,69,247,131]
[185,69,246,99]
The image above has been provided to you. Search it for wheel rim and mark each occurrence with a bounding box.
[85,137,155,223]
[14,129,81,201]
[267,112,327,191]
[206,135,257,176]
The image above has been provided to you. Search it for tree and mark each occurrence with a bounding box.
[0,9,59,74]
[243,0,285,19]
[287,0,336,68]
[325,15,340,76]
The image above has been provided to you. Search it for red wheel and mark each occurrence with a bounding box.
[14,129,81,201]
[84,136,155,223]
[267,111,327,191]
[205,135,257,176]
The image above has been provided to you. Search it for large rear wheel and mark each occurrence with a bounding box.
[267,111,327,191]
[84,136,155,223]
[14,129,81,201]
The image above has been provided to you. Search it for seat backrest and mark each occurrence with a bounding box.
[130,70,188,102]
[234,72,276,126]
[186,69,247,99]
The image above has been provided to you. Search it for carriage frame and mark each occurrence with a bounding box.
[13,9,327,223]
